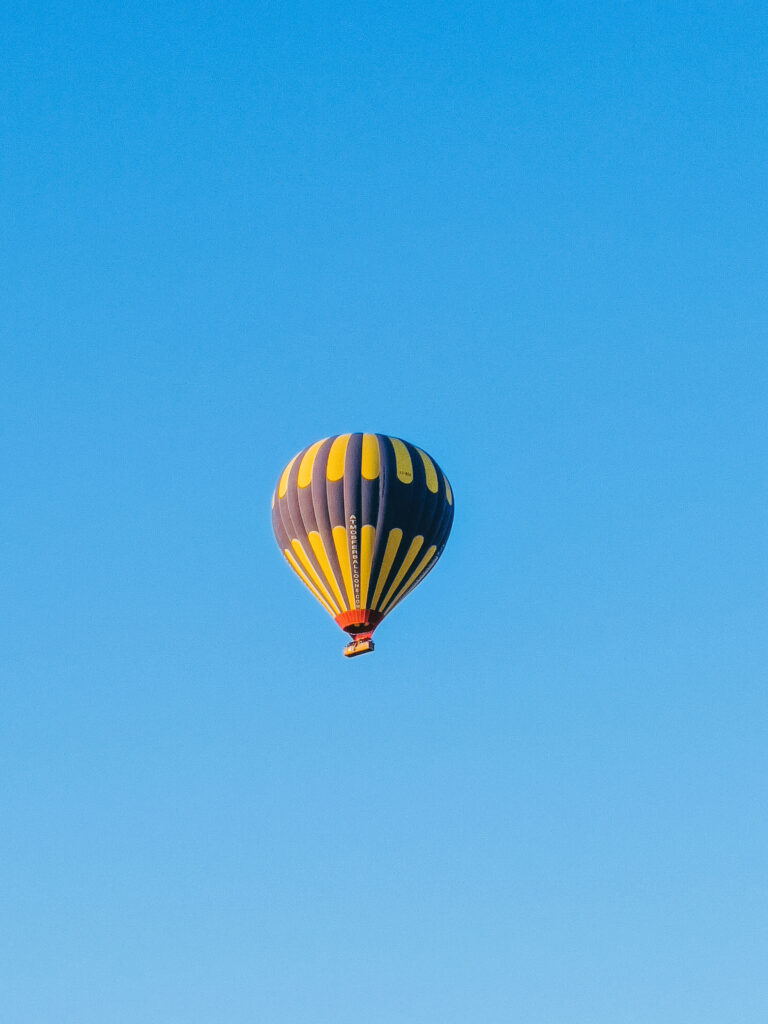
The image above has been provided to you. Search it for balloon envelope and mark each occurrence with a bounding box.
[271,433,453,651]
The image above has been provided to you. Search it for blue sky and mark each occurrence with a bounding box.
[2,2,767,1021]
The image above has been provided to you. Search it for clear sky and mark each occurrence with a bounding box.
[2,2,767,1022]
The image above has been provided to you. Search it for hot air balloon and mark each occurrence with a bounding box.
[271,433,454,657]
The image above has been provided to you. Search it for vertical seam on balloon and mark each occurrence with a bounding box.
[358,524,376,609]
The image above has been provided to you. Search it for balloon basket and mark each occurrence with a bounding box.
[343,633,375,658]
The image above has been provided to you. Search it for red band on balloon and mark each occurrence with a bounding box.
[334,609,385,635]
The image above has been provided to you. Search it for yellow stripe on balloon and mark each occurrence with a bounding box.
[283,549,335,617]
[308,530,346,610]
[361,434,380,480]
[332,526,354,609]
[359,524,376,608]
[444,475,453,505]
[291,539,341,614]
[389,438,413,484]
[298,438,327,488]
[379,535,424,611]
[416,449,438,493]
[326,434,350,482]
[382,544,437,613]
[278,453,300,498]
[370,528,403,610]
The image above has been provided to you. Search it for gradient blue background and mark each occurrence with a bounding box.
[2,2,767,1021]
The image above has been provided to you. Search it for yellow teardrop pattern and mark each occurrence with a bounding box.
[332,526,355,609]
[283,549,335,617]
[379,536,424,611]
[308,531,346,610]
[370,528,403,609]
[361,433,380,480]
[416,449,438,493]
[278,453,300,498]
[326,434,350,481]
[298,438,327,488]
[383,544,437,614]
[291,539,341,614]
[389,438,413,484]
